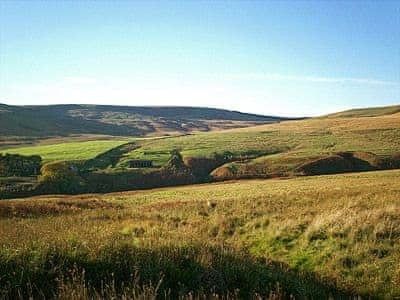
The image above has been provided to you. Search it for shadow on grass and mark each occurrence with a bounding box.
[0,198,121,218]
[0,243,354,299]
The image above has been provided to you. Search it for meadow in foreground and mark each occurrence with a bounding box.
[1,170,399,298]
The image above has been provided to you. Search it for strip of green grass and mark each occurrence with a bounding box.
[122,114,400,172]
[0,140,130,162]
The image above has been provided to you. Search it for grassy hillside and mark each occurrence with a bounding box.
[2,106,399,178]
[118,109,400,175]
[0,103,285,138]
[1,170,399,298]
[1,105,399,297]
[323,104,400,118]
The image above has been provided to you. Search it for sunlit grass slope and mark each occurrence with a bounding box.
[1,170,399,298]
[0,140,130,162]
[122,110,400,169]
[1,106,399,175]
[323,104,400,118]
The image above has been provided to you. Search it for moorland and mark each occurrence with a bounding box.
[0,104,399,299]
[0,104,399,198]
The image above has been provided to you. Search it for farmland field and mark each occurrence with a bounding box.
[3,110,398,171]
[2,1,399,298]
[102,112,400,177]
[0,139,130,162]
[127,111,400,158]
[1,170,399,298]
[0,106,399,298]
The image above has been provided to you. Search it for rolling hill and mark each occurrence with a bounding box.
[0,103,289,138]
[0,104,399,298]
[1,170,400,298]
[323,104,400,118]
[1,104,399,170]
[1,103,399,199]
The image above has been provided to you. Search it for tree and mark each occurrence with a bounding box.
[38,161,85,194]
[0,154,41,177]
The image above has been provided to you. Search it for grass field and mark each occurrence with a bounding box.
[119,111,400,173]
[0,139,130,162]
[1,170,399,298]
[323,104,400,118]
[2,108,399,173]
[0,106,399,298]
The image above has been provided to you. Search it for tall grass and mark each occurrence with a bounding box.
[1,170,399,298]
[0,243,345,299]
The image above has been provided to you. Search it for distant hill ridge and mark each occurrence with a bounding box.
[323,104,400,118]
[0,103,289,137]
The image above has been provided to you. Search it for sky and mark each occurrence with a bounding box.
[0,1,399,117]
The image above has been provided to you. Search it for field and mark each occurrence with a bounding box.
[118,111,400,175]
[0,105,399,298]
[1,0,399,297]
[0,140,130,162]
[2,107,399,171]
[1,170,399,298]
[0,107,398,200]
[323,104,400,118]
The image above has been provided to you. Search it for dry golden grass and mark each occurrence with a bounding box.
[0,196,120,218]
[229,112,400,133]
[1,170,399,298]
[121,111,400,176]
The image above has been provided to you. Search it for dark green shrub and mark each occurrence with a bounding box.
[0,153,41,176]
[184,151,233,180]
[37,161,86,194]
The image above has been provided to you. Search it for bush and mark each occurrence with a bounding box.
[378,153,400,169]
[82,151,198,193]
[184,151,233,180]
[296,155,355,175]
[0,153,41,177]
[159,150,196,186]
[37,161,86,194]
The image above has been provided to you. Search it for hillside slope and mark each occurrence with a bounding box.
[2,104,399,170]
[1,170,399,298]
[122,109,400,160]
[0,103,287,138]
[323,104,400,118]
[1,104,399,199]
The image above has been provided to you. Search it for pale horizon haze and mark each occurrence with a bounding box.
[0,1,399,117]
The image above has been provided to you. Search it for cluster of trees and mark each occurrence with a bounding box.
[47,150,198,194]
[0,149,240,198]
[35,150,226,195]
[184,151,234,179]
[0,182,37,199]
[37,161,86,194]
[2,149,400,199]
[0,153,41,177]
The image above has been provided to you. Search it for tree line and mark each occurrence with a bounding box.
[0,153,42,177]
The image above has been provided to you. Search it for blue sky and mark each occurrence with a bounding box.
[0,1,399,117]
